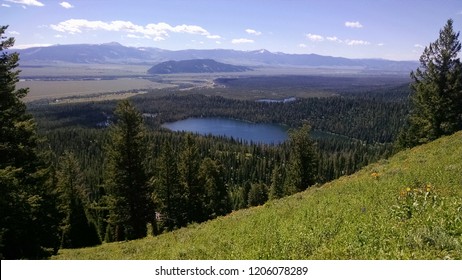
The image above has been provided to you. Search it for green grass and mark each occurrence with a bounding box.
[54,131,462,260]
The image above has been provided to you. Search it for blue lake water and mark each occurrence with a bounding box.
[162,118,288,144]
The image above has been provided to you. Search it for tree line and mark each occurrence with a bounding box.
[30,90,409,144]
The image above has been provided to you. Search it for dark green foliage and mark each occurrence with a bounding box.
[229,185,249,210]
[130,93,407,144]
[56,151,100,248]
[398,19,462,148]
[178,134,204,223]
[199,157,230,219]
[247,182,268,207]
[269,165,286,200]
[151,142,187,231]
[104,100,152,241]
[0,26,60,259]
[284,124,318,194]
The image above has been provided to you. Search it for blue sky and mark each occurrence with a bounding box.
[1,0,461,60]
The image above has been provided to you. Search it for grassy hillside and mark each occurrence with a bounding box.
[54,132,462,260]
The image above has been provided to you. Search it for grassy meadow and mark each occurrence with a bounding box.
[53,131,462,260]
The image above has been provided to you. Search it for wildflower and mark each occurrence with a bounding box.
[371,172,379,179]
[400,190,406,197]
[426,183,432,192]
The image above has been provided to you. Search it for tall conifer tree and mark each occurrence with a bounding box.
[269,165,286,200]
[284,123,318,194]
[152,142,187,231]
[56,151,100,248]
[199,157,230,219]
[104,100,151,241]
[178,134,204,223]
[398,19,462,147]
[0,26,60,259]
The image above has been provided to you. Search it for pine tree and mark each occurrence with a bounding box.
[284,123,318,194]
[398,19,462,148]
[151,142,187,231]
[0,26,60,259]
[104,100,151,241]
[269,164,286,200]
[56,151,100,248]
[199,157,230,219]
[178,134,204,223]
[247,182,268,207]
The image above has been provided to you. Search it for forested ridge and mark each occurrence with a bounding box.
[31,87,409,142]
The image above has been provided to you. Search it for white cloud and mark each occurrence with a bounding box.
[2,3,11,7]
[298,43,308,48]
[152,36,166,42]
[60,2,73,9]
[306,33,324,42]
[414,44,425,48]
[5,0,44,7]
[377,43,384,47]
[170,24,210,35]
[50,19,220,41]
[231,38,254,44]
[126,34,148,39]
[246,29,262,36]
[207,34,221,39]
[8,30,20,35]
[345,39,370,46]
[326,36,341,43]
[305,32,370,47]
[345,21,363,28]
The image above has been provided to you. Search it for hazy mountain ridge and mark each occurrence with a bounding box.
[13,43,418,71]
[147,59,251,74]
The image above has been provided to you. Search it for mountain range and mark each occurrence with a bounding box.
[14,42,418,72]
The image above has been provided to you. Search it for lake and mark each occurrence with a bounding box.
[162,118,288,144]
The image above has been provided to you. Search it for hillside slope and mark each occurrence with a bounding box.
[54,131,462,260]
